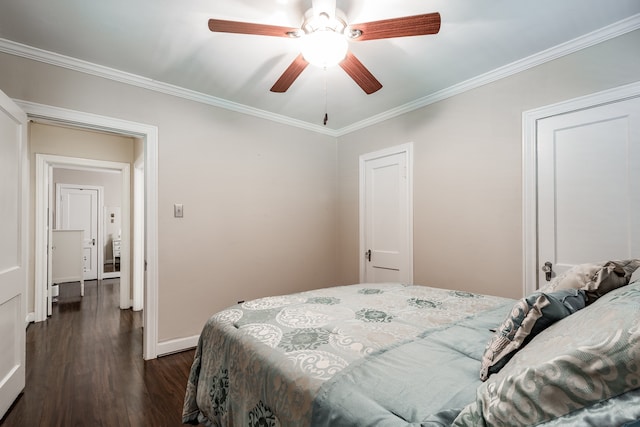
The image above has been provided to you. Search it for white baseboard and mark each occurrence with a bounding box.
[156,334,199,357]
[26,311,35,325]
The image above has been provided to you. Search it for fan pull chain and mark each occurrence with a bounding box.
[323,67,328,126]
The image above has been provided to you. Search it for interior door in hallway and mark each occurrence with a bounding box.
[537,96,640,289]
[360,144,413,284]
[0,89,27,418]
[57,185,100,281]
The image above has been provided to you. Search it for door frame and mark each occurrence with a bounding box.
[21,99,160,360]
[55,183,104,281]
[359,142,414,283]
[522,80,640,296]
[133,158,144,312]
[38,158,128,312]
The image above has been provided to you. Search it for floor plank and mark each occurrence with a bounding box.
[1,279,197,426]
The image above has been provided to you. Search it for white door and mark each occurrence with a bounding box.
[0,90,27,418]
[537,97,640,289]
[57,185,100,280]
[360,144,413,283]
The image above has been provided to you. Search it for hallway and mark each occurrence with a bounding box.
[1,280,196,426]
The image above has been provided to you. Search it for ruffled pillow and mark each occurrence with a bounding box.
[479,289,586,381]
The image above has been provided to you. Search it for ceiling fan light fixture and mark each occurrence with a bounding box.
[301,30,348,67]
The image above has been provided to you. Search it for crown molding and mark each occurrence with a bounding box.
[0,13,638,138]
[0,38,338,137]
[335,13,640,136]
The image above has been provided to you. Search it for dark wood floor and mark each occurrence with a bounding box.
[1,279,197,426]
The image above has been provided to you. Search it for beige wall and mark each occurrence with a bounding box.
[2,28,638,342]
[335,29,640,299]
[1,52,338,341]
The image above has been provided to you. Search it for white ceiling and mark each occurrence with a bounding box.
[1,0,639,133]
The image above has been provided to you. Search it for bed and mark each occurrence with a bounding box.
[183,260,640,426]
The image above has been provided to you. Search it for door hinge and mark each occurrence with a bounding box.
[365,249,372,262]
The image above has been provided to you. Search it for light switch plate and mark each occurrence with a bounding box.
[174,203,184,218]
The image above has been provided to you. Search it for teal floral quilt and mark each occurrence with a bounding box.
[182,283,513,426]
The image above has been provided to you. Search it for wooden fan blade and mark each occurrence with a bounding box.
[208,19,299,38]
[270,54,309,93]
[339,51,382,94]
[350,13,441,41]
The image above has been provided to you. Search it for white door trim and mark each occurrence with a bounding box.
[522,80,640,296]
[133,159,144,312]
[359,142,414,283]
[21,100,159,360]
[38,157,128,308]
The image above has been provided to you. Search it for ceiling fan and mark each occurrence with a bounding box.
[208,0,441,95]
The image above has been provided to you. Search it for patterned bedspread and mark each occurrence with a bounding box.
[182,283,513,426]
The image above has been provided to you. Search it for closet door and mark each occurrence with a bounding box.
[537,97,640,288]
[360,144,413,284]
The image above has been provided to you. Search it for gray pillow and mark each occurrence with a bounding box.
[479,289,586,381]
[630,266,640,285]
